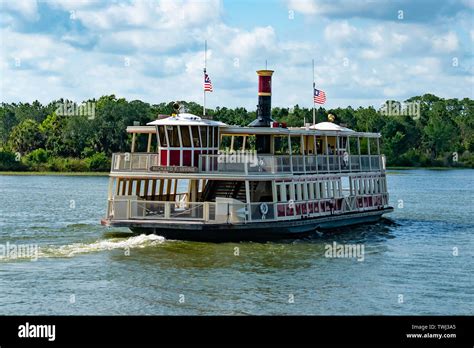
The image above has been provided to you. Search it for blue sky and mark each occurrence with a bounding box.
[0,0,473,110]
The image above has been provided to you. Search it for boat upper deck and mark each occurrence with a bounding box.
[110,118,385,178]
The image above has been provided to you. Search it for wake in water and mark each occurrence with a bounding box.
[0,234,165,261]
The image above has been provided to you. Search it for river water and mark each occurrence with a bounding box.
[0,170,472,315]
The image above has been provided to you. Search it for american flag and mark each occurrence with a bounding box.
[204,73,213,92]
[314,88,326,104]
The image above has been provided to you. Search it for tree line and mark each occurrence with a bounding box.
[0,94,473,171]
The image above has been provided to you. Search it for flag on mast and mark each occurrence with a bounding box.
[313,88,326,104]
[204,72,213,92]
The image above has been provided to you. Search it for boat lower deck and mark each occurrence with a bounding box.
[102,207,393,242]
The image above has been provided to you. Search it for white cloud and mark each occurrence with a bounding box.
[287,0,391,18]
[47,0,106,10]
[73,1,158,30]
[324,21,357,42]
[287,0,318,15]
[1,28,74,62]
[227,26,276,57]
[432,31,459,52]
[1,0,472,109]
[68,0,222,31]
[157,0,222,29]
[406,57,441,76]
[1,0,39,21]
[97,29,196,53]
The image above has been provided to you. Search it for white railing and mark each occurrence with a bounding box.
[110,152,382,174]
[198,154,382,174]
[110,198,215,221]
[112,153,159,171]
[107,193,388,224]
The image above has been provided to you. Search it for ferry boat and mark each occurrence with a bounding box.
[101,70,393,241]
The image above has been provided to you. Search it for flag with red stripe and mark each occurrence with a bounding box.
[314,88,326,104]
[204,73,213,92]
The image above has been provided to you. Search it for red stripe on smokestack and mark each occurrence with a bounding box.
[257,70,274,96]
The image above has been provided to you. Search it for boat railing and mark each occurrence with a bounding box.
[109,198,215,221]
[110,152,383,174]
[199,154,383,174]
[111,153,159,172]
[107,193,389,223]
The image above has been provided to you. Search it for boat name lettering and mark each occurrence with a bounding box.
[150,166,198,173]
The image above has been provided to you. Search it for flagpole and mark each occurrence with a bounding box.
[312,59,316,125]
[203,40,207,116]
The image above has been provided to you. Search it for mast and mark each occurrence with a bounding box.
[203,40,207,116]
[312,59,316,125]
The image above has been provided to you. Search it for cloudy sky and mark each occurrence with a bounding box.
[0,0,473,110]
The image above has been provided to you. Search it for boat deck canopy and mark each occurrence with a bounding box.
[127,121,380,138]
[147,113,226,127]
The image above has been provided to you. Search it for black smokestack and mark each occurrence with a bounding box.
[248,70,274,127]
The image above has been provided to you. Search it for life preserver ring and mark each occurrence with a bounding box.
[260,202,269,216]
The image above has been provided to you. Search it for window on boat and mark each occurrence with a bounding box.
[359,137,369,155]
[316,137,323,155]
[369,138,379,155]
[288,183,295,201]
[290,136,301,155]
[279,184,287,202]
[213,127,219,148]
[326,137,336,155]
[296,183,303,201]
[232,136,243,151]
[200,126,208,148]
[180,126,191,147]
[252,181,272,202]
[157,125,167,147]
[305,135,316,155]
[327,181,333,198]
[338,137,348,153]
[220,135,230,149]
[348,137,358,155]
[191,126,200,147]
[167,126,180,147]
[244,135,256,151]
[326,181,332,198]
[274,136,289,155]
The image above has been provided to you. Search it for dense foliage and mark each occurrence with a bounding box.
[0,94,472,171]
